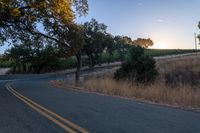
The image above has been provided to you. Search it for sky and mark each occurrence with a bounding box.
[76,0,200,49]
[0,0,200,54]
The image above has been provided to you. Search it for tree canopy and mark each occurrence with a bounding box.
[82,18,109,67]
[133,38,154,48]
[0,0,88,24]
[0,0,88,50]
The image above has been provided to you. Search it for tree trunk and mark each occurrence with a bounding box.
[22,64,26,73]
[75,51,82,84]
[98,53,102,66]
[89,54,93,69]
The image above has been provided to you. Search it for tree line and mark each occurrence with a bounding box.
[0,0,154,82]
[4,18,154,81]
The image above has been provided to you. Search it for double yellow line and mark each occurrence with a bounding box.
[5,84,89,133]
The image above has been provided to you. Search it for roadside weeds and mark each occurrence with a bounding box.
[50,55,200,112]
[50,79,200,113]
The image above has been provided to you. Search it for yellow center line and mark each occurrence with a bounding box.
[7,87,76,133]
[5,84,89,133]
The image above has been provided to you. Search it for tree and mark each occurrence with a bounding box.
[0,0,88,53]
[59,24,84,83]
[82,18,108,68]
[6,43,31,73]
[113,36,132,61]
[104,33,115,59]
[6,40,60,73]
[133,38,154,48]
[122,36,133,44]
[114,46,158,83]
[0,0,88,24]
[1,0,88,81]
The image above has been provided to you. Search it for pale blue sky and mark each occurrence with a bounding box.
[77,0,200,49]
[1,0,200,54]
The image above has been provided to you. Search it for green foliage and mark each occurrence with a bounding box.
[113,36,133,61]
[145,49,199,57]
[30,46,60,73]
[0,57,12,68]
[58,57,77,69]
[82,19,114,67]
[2,16,199,75]
[6,43,61,73]
[0,0,88,45]
[90,52,118,65]
[114,46,158,83]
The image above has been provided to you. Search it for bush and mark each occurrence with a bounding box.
[0,56,12,68]
[58,57,77,69]
[114,46,158,83]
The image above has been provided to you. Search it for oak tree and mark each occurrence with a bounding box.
[0,0,88,48]
[82,18,108,67]
[133,38,154,48]
[1,0,88,82]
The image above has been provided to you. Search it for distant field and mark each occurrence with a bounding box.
[145,49,199,57]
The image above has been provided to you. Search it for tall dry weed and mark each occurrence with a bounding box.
[83,55,200,108]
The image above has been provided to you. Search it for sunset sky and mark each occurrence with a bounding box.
[76,0,200,49]
[0,0,200,54]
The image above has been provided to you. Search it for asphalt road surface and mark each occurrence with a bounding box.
[0,73,200,133]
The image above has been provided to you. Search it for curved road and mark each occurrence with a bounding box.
[0,74,200,133]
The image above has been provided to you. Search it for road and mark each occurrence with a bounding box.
[0,72,200,133]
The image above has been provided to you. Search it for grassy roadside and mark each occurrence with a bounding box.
[51,55,200,109]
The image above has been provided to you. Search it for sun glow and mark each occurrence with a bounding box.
[151,43,167,49]
[150,32,173,49]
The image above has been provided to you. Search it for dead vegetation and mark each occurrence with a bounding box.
[53,55,200,108]
[83,76,200,108]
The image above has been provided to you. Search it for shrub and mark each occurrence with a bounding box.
[59,57,77,69]
[114,46,158,83]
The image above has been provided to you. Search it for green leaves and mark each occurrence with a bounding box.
[82,18,110,67]
[0,0,88,62]
[114,46,158,83]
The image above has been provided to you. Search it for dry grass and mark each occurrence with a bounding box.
[158,56,200,87]
[82,55,200,108]
[83,77,200,108]
[53,55,200,109]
